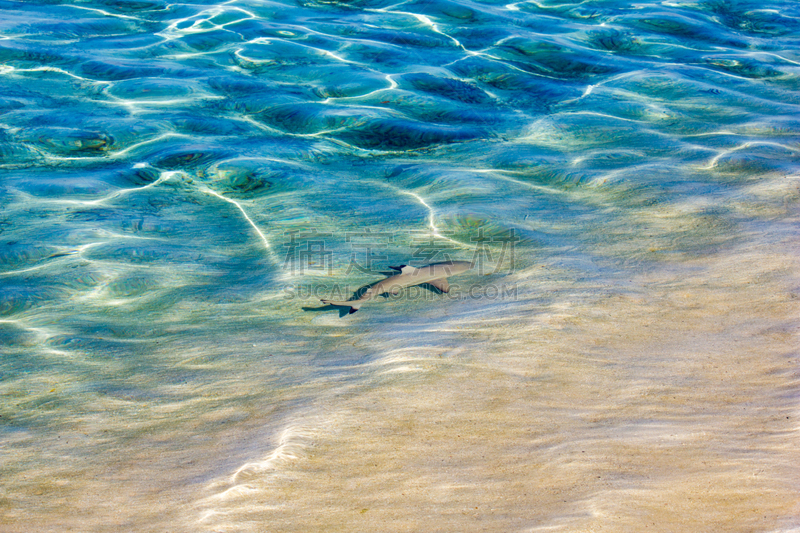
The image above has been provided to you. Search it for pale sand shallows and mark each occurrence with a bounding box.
[1,224,797,533]
[196,240,799,533]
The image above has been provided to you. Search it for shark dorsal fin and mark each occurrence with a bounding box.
[389,264,416,274]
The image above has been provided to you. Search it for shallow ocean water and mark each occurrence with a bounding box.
[1,0,799,531]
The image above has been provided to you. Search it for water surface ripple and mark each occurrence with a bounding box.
[1,0,798,531]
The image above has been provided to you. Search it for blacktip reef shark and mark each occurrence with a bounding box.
[321,261,474,314]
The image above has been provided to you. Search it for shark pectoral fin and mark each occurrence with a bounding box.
[429,277,450,293]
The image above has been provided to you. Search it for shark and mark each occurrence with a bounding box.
[320,261,474,314]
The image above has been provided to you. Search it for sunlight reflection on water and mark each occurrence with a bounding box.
[0,0,799,531]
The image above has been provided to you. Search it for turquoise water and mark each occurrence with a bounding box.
[1,0,799,531]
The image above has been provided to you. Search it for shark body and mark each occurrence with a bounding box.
[320,261,474,314]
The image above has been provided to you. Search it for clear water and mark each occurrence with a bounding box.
[1,0,799,531]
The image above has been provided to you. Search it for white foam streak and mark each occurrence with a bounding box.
[0,64,113,85]
[199,421,324,519]
[477,169,567,196]
[157,4,257,42]
[200,187,272,254]
[61,170,177,207]
[700,141,799,170]
[67,5,143,20]
[110,133,192,159]
[101,94,226,111]
[320,74,398,104]
[399,190,470,248]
